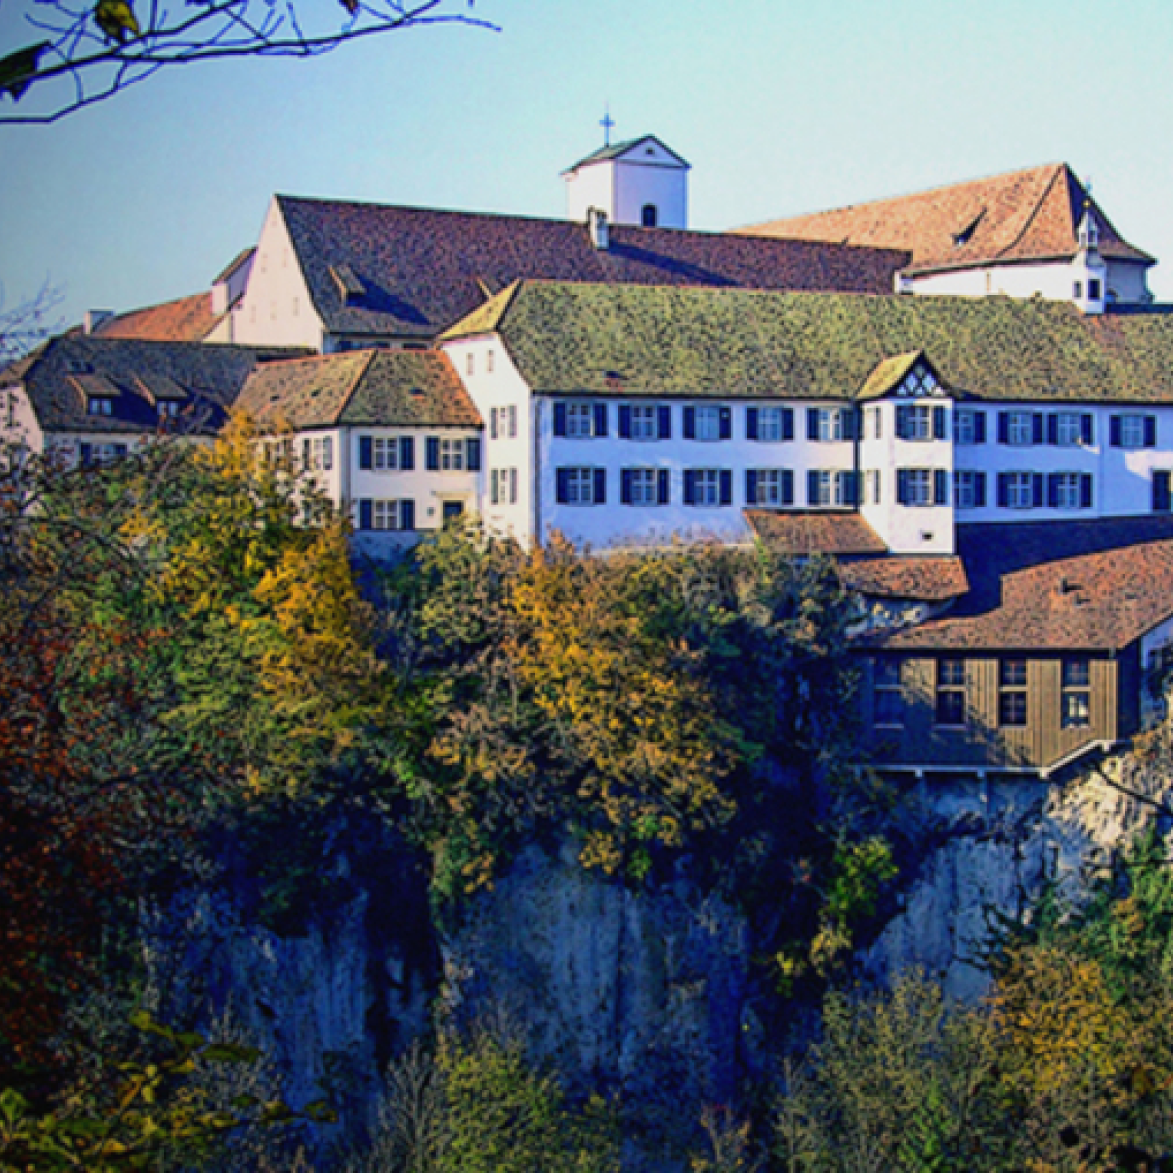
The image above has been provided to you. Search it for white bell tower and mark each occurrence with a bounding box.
[1071,195,1108,315]
[563,118,690,231]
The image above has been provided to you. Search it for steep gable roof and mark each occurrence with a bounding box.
[7,336,305,436]
[235,349,479,431]
[741,164,1153,276]
[92,292,225,342]
[443,281,1173,403]
[274,196,909,342]
[564,135,690,172]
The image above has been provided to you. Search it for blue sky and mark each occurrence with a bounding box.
[3,0,1173,330]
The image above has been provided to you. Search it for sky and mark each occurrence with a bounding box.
[4,0,1173,331]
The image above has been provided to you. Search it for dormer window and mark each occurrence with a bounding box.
[158,401,181,421]
[87,397,113,416]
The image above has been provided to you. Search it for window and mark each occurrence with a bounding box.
[1111,414,1157,449]
[998,472,1042,510]
[425,436,480,472]
[1061,658,1090,728]
[873,659,903,727]
[808,407,854,442]
[746,468,794,507]
[870,407,882,439]
[490,467,518,505]
[1088,279,1102,301]
[555,402,607,438]
[684,469,731,507]
[807,470,858,507]
[1047,472,1092,510]
[935,659,966,727]
[466,353,475,376]
[748,406,794,442]
[691,405,725,441]
[999,410,1042,446]
[895,404,946,441]
[359,435,414,472]
[641,204,658,228]
[954,408,985,445]
[1073,280,1083,300]
[999,659,1028,727]
[490,405,518,439]
[1154,471,1173,513]
[486,350,495,374]
[157,400,181,421]
[303,436,333,471]
[358,499,415,531]
[621,467,670,506]
[953,470,986,510]
[897,468,948,507]
[1049,412,1092,447]
[556,466,605,505]
[866,469,881,504]
[79,442,128,466]
[619,403,669,441]
[440,437,465,471]
[87,397,113,416]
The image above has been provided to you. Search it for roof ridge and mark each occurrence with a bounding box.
[331,348,379,425]
[992,163,1069,262]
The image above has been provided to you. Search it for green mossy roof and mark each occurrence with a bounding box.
[447,282,1173,403]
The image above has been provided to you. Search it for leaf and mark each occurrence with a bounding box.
[202,1042,262,1064]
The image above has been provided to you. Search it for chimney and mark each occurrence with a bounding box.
[587,206,609,250]
[84,310,114,335]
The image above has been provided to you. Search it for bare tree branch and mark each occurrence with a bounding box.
[0,0,497,124]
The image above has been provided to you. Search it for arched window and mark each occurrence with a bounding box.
[641,204,658,228]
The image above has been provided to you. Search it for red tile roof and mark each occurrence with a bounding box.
[741,164,1152,277]
[745,509,888,555]
[838,557,968,602]
[93,293,224,342]
[276,197,910,341]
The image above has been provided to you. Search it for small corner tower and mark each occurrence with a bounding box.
[563,119,690,231]
[1071,194,1108,315]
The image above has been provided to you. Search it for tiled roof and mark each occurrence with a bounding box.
[745,509,888,555]
[838,556,969,602]
[275,196,909,341]
[870,518,1173,651]
[235,349,480,431]
[564,135,689,171]
[741,164,1153,275]
[93,293,224,342]
[856,350,928,401]
[7,336,306,436]
[444,281,1173,403]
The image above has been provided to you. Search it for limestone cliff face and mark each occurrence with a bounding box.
[439,845,753,1107]
[864,758,1170,998]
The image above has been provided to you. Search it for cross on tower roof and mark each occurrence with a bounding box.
[600,106,615,147]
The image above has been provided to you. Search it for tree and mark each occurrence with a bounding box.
[0,0,495,125]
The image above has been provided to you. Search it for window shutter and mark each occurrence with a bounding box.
[556,469,570,504]
[897,469,909,506]
[490,407,499,440]
[998,412,1009,444]
[553,403,567,437]
[401,500,416,530]
[873,408,882,439]
[618,405,632,438]
[719,407,731,440]
[974,472,987,508]
[79,443,93,466]
[426,437,440,470]
[594,403,608,437]
[808,470,820,506]
[1032,413,1044,445]
[114,444,128,459]
[621,469,633,505]
[1146,416,1158,448]
[1080,474,1093,509]
[466,437,481,472]
[974,412,987,443]
[934,469,948,506]
[1154,471,1172,513]
[719,470,732,506]
[807,408,819,441]
[1046,415,1058,445]
[303,438,311,467]
[1047,473,1059,509]
[359,436,373,470]
[746,408,759,440]
[1081,414,1093,445]
[842,472,858,506]
[400,437,414,470]
[359,499,372,530]
[782,408,794,441]
[997,473,1009,508]
[683,406,696,439]
[490,469,499,505]
[1110,416,1122,447]
[896,405,909,441]
[745,470,758,504]
[658,405,672,439]
[593,468,606,505]
[843,410,858,441]
[933,406,947,440]
[683,470,696,506]
[782,470,794,505]
[657,469,669,505]
[1032,473,1045,508]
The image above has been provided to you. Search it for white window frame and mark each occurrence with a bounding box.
[1119,414,1147,448]
[439,437,466,472]
[371,500,404,530]
[1006,412,1034,446]
[628,468,659,506]
[630,405,658,441]
[1054,412,1082,447]
[490,467,518,506]
[816,408,845,442]
[692,469,721,506]
[1005,472,1034,509]
[566,403,594,438]
[88,397,113,417]
[1053,472,1083,510]
[954,470,980,510]
[899,404,932,441]
[758,407,788,443]
[694,405,722,441]
[564,467,596,505]
[954,408,977,445]
[753,469,788,506]
[371,437,400,471]
[903,468,932,506]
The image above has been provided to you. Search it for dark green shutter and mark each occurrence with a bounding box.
[618,406,631,438]
[594,404,608,437]
[400,437,414,469]
[719,407,731,440]
[719,470,732,506]
[426,437,440,470]
[401,500,416,530]
[359,436,373,469]
[359,499,372,530]
[621,469,633,505]
[746,470,758,504]
[466,437,481,472]
[593,468,605,504]
[683,406,696,439]
[553,403,567,436]
[657,405,672,439]
[746,408,759,440]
